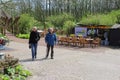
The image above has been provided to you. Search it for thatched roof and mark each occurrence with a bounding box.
[111,24,120,29]
[0,9,11,19]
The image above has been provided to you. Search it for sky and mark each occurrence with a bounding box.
[1,0,9,1]
[1,0,9,2]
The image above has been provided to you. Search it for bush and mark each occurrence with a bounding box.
[18,14,42,34]
[16,34,30,39]
[80,15,100,25]
[0,54,32,80]
[0,33,9,45]
[47,13,75,29]
[80,10,120,25]
[0,65,32,80]
[44,22,54,29]
[63,21,75,36]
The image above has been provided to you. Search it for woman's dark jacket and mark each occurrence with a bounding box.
[45,32,56,46]
[29,31,40,44]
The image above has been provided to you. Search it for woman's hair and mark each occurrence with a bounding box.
[32,27,37,31]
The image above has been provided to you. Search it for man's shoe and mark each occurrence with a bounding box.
[32,58,34,61]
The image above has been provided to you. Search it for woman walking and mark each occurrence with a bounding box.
[29,27,40,61]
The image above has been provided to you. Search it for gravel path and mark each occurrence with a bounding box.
[1,32,120,80]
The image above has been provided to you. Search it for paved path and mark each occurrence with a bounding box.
[1,32,120,80]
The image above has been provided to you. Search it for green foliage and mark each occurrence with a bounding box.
[18,14,33,34]
[80,15,100,25]
[18,14,42,34]
[0,64,32,80]
[110,10,120,24]
[45,22,54,28]
[15,64,23,72]
[0,74,11,80]
[7,67,15,76]
[15,65,32,77]
[47,13,75,29]
[63,21,75,35]
[80,10,120,25]
[0,33,9,45]
[0,33,6,39]
[12,75,26,80]
[16,34,29,39]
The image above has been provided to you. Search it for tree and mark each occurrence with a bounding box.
[2,0,120,34]
[18,14,37,34]
[47,13,74,29]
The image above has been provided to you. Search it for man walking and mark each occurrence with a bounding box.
[45,28,57,59]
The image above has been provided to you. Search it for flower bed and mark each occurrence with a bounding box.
[0,38,6,45]
[0,54,32,80]
[0,33,9,50]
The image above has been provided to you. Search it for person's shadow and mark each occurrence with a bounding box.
[19,57,50,62]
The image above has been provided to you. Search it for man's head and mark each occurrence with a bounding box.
[48,28,53,33]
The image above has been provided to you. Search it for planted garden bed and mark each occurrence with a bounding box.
[0,33,9,50]
[0,54,32,80]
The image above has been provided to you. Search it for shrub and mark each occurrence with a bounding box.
[63,21,75,36]
[18,14,42,34]
[80,15,100,25]
[0,65,32,80]
[80,10,120,25]
[0,54,32,80]
[47,13,75,29]
[16,34,30,39]
[0,33,9,45]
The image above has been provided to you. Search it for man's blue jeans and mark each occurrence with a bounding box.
[31,43,37,59]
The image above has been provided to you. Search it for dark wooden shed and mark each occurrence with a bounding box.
[109,24,120,46]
